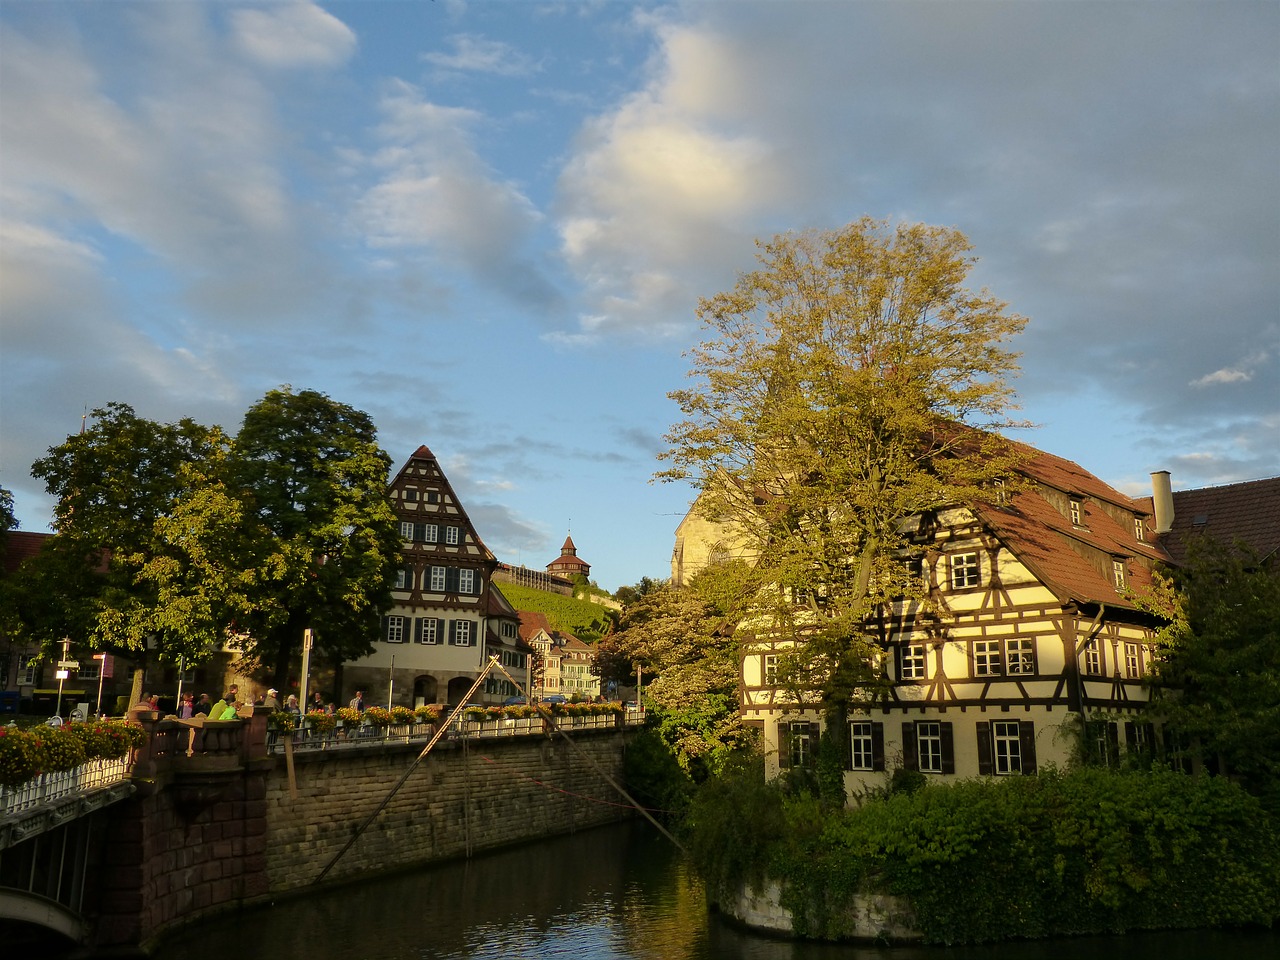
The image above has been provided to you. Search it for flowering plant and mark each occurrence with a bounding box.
[267,711,298,733]
[335,707,361,725]
[414,704,441,724]
[363,706,393,728]
[0,727,41,787]
[485,706,505,722]
[505,704,537,719]
[463,705,488,722]
[305,710,337,735]
[389,705,415,725]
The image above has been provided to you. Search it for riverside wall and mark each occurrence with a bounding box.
[89,713,633,950]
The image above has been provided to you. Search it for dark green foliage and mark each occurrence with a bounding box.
[688,766,1280,944]
[622,728,696,821]
[494,581,617,643]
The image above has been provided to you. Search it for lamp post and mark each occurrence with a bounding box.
[299,628,314,715]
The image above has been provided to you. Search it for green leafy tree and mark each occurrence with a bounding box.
[597,564,752,779]
[659,218,1028,735]
[28,404,230,695]
[229,387,401,687]
[1147,537,1280,809]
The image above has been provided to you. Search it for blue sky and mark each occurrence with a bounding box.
[1,1,1277,591]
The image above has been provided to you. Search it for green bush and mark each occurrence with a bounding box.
[688,766,1280,944]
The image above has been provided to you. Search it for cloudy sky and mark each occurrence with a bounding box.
[1,0,1276,590]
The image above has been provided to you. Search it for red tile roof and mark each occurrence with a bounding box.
[1,530,51,575]
[1162,476,1280,565]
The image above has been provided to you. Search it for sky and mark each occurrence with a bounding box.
[1,1,1277,592]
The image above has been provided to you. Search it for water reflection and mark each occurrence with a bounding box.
[153,820,1277,960]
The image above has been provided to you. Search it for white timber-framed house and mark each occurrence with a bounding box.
[342,445,529,707]
[675,441,1174,796]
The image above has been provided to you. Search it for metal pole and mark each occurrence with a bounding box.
[175,654,185,710]
[95,657,105,717]
[55,638,69,719]
[388,653,395,710]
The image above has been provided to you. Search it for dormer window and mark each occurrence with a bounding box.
[1112,559,1127,588]
[1134,518,1145,542]
[1069,499,1083,526]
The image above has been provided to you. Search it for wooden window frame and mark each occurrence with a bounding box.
[848,720,885,772]
[950,552,981,590]
[977,719,1038,775]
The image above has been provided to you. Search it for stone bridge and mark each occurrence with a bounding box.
[0,707,640,952]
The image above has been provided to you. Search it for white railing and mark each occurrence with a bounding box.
[0,757,129,818]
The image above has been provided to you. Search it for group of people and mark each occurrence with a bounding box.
[137,683,353,721]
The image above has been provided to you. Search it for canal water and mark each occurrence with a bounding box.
[153,820,1277,960]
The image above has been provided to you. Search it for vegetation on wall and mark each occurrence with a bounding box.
[685,765,1280,944]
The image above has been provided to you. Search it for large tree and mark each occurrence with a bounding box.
[1146,538,1280,809]
[659,217,1028,720]
[229,386,401,687]
[28,404,230,693]
[596,565,752,779]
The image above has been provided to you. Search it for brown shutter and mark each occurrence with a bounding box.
[940,722,955,774]
[871,722,885,772]
[1020,721,1037,775]
[777,723,792,769]
[1124,720,1137,751]
[901,721,917,771]
[976,721,993,775]
[1106,722,1120,769]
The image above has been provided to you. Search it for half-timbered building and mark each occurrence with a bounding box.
[678,440,1173,796]
[342,445,529,708]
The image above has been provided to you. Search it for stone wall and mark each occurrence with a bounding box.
[92,716,632,948]
[262,729,630,890]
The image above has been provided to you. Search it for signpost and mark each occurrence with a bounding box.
[299,628,314,715]
[93,652,108,716]
[55,638,73,719]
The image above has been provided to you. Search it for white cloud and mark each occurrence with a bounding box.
[423,34,538,76]
[231,1,357,69]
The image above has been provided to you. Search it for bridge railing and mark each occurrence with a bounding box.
[0,757,129,817]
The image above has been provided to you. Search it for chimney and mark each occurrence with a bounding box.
[1151,471,1174,535]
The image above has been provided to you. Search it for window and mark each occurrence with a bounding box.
[1124,642,1142,679]
[429,566,447,592]
[1006,638,1036,675]
[426,491,439,504]
[450,620,473,646]
[1113,560,1127,589]
[974,640,1002,677]
[18,654,37,685]
[950,552,981,589]
[898,643,927,680]
[445,526,460,545]
[978,720,1037,775]
[404,489,418,502]
[778,721,817,769]
[1134,518,1145,542]
[78,661,101,681]
[914,721,948,773]
[1084,639,1102,675]
[385,615,407,643]
[418,523,438,543]
[394,568,410,590]
[416,617,439,644]
[459,568,475,594]
[1069,499,1082,526]
[763,654,778,686]
[400,520,414,540]
[1125,720,1153,756]
[849,720,885,772]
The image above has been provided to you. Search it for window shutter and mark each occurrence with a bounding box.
[901,721,917,771]
[413,523,425,542]
[976,721,993,775]
[446,567,460,593]
[1124,720,1137,750]
[382,615,390,642]
[1105,722,1120,769]
[777,723,792,769]
[806,722,820,769]
[1019,721,1038,774]
[414,618,423,643]
[940,721,955,774]
[448,619,458,645]
[871,722,885,772]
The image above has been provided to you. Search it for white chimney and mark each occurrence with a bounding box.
[1151,471,1174,535]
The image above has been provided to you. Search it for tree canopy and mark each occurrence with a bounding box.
[1146,537,1280,810]
[659,218,1028,712]
[23,389,400,689]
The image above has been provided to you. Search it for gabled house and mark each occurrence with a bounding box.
[678,439,1174,796]
[342,445,526,708]
[516,610,598,701]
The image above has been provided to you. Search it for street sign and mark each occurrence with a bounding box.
[58,660,80,670]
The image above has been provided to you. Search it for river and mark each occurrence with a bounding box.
[152,820,1276,960]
